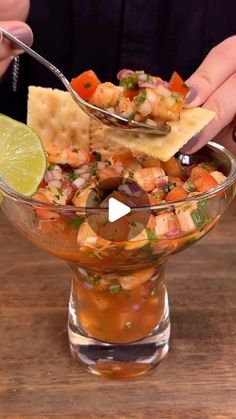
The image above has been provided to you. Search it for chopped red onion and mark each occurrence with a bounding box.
[133,304,141,312]
[156,177,168,189]
[75,165,89,175]
[117,69,134,80]
[80,173,90,180]
[48,179,62,189]
[44,170,54,183]
[73,177,86,188]
[118,183,142,197]
[138,81,156,89]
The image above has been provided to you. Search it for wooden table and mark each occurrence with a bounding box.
[0,202,235,419]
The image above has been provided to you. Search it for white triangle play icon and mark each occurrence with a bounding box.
[108,198,131,222]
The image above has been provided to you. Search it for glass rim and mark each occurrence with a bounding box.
[1,141,236,214]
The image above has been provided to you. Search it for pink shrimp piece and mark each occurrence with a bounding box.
[133,167,166,192]
[46,144,90,168]
[89,82,122,108]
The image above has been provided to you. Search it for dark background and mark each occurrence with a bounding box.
[0,0,235,121]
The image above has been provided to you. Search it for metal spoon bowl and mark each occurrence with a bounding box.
[0,27,170,135]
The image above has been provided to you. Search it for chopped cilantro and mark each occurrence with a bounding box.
[70,215,86,230]
[191,207,210,229]
[47,163,54,170]
[84,82,91,88]
[120,74,138,90]
[68,172,78,181]
[164,182,176,193]
[147,74,153,83]
[54,194,60,200]
[153,191,163,200]
[128,171,134,179]
[200,161,217,171]
[89,162,98,176]
[128,111,137,121]
[57,188,63,196]
[129,221,137,227]
[105,159,111,166]
[197,198,209,209]
[135,89,147,107]
[182,204,192,211]
[92,195,100,203]
[145,227,158,243]
[87,274,101,285]
[109,284,123,294]
[92,151,101,161]
[186,181,196,192]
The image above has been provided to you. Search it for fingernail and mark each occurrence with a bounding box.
[180,134,200,154]
[9,27,33,47]
[185,86,198,104]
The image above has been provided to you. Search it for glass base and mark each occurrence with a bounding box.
[68,316,170,378]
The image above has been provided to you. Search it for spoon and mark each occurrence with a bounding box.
[0,27,170,135]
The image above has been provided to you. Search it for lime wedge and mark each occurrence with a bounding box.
[0,114,46,196]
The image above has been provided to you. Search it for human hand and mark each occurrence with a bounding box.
[183,36,236,155]
[0,0,32,77]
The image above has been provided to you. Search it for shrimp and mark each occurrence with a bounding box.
[98,166,122,189]
[115,96,135,117]
[175,203,197,233]
[119,267,156,290]
[33,188,61,220]
[143,156,162,168]
[39,185,67,205]
[146,87,184,122]
[89,82,122,108]
[111,149,142,172]
[72,182,100,208]
[46,144,90,168]
[77,215,110,249]
[133,167,166,192]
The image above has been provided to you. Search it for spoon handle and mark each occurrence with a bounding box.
[0,28,69,88]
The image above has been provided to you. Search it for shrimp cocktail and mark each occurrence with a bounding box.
[0,69,235,379]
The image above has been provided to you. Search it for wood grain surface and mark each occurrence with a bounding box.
[0,201,235,419]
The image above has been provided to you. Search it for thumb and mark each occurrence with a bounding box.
[0,21,33,60]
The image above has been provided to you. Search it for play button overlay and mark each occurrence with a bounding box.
[108,198,131,222]
[85,177,151,242]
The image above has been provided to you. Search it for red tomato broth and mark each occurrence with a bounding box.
[70,265,166,344]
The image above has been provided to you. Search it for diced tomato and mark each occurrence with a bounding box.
[70,70,101,100]
[166,186,188,202]
[194,173,218,192]
[124,89,140,100]
[169,71,189,98]
[39,179,46,188]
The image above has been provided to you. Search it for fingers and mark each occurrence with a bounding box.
[182,72,236,153]
[185,36,236,107]
[0,21,33,76]
[0,20,33,60]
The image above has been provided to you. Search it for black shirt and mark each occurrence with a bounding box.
[0,0,235,122]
